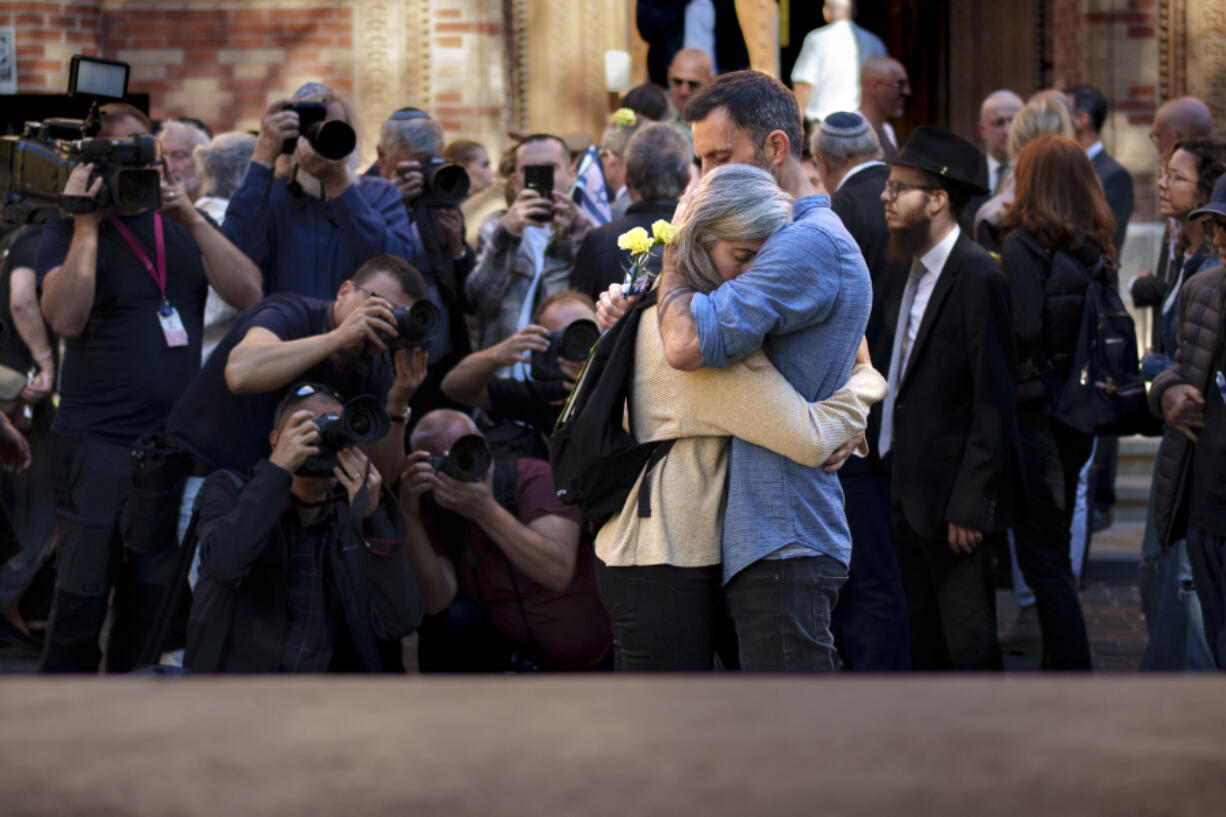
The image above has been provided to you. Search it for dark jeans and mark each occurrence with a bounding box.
[1014,412,1094,670]
[833,471,911,670]
[894,520,1003,670]
[39,436,178,673]
[594,561,734,671]
[1186,528,1226,669]
[723,554,846,672]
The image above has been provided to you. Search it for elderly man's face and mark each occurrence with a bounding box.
[978,95,1022,164]
[667,54,711,112]
[159,123,208,199]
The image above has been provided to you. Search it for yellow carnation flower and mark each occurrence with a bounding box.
[651,219,676,245]
[617,226,653,255]
[613,107,637,128]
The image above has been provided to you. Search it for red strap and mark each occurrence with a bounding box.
[110,213,167,300]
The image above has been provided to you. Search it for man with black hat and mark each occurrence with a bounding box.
[878,125,1021,670]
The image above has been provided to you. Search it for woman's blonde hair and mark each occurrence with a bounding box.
[671,164,792,293]
[1007,89,1074,161]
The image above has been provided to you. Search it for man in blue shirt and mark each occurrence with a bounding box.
[601,71,872,671]
[223,85,415,299]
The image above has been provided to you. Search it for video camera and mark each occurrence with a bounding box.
[281,101,356,161]
[417,156,470,208]
[299,394,391,477]
[531,319,599,383]
[427,434,492,482]
[377,300,441,350]
[0,55,162,223]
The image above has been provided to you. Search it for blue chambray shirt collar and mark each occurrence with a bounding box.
[793,194,830,217]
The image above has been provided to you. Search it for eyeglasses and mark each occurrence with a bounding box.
[353,282,386,300]
[1158,169,1196,186]
[669,78,704,90]
[986,116,1013,129]
[883,179,940,200]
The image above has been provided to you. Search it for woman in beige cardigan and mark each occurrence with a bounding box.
[594,165,887,670]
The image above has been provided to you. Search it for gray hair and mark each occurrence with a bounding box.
[194,131,257,199]
[380,116,445,156]
[811,123,882,171]
[671,164,792,293]
[624,123,691,201]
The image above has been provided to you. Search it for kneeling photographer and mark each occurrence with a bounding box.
[398,410,612,671]
[440,290,599,455]
[184,383,422,673]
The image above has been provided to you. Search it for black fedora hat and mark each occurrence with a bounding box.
[890,125,990,197]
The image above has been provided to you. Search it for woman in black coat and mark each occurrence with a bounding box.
[998,134,1121,670]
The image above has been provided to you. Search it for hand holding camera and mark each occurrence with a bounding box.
[254,99,300,167]
[331,295,398,353]
[62,163,104,227]
[391,160,425,204]
[388,347,430,412]
[489,325,551,368]
[398,450,435,518]
[157,157,199,228]
[269,410,322,475]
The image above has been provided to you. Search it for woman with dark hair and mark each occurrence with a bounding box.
[998,133,1120,670]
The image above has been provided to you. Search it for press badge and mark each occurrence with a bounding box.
[157,303,189,347]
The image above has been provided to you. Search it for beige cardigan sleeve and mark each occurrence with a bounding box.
[663,354,887,467]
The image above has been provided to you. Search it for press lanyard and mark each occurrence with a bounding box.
[110,213,170,313]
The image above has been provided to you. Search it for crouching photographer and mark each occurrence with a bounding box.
[183,383,422,673]
[440,290,598,455]
[398,410,612,671]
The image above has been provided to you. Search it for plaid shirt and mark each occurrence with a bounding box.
[279,515,340,673]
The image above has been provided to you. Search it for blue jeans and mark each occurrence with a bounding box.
[723,554,846,672]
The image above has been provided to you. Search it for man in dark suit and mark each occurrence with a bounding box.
[636,0,749,88]
[879,126,1020,671]
[811,112,911,670]
[571,123,690,301]
[962,90,1022,236]
[1065,85,1134,256]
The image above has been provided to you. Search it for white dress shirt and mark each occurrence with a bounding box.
[1086,140,1104,160]
[902,223,961,374]
[683,0,718,71]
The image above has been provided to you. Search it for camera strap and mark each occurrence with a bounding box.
[110,214,188,348]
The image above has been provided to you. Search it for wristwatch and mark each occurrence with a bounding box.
[388,406,411,424]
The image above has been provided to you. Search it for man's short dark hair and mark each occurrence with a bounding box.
[352,254,426,301]
[514,134,569,169]
[915,168,973,219]
[1063,85,1108,134]
[683,70,804,160]
[620,83,672,122]
[624,123,691,200]
[99,102,152,135]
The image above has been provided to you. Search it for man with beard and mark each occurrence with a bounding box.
[878,126,1020,670]
[223,84,415,299]
[156,118,211,203]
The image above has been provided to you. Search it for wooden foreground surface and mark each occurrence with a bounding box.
[2,676,1224,816]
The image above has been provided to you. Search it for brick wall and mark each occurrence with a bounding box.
[1051,0,1163,220]
[3,1,102,91]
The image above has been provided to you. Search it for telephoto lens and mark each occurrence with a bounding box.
[282,101,356,160]
[382,300,440,350]
[298,395,390,477]
[427,434,492,482]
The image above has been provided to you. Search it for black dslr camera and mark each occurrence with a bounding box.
[417,156,470,208]
[531,319,599,383]
[427,434,491,482]
[281,101,356,161]
[298,395,390,477]
[376,300,441,350]
[0,55,162,223]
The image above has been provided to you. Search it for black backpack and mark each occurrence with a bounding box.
[548,288,674,526]
[1051,251,1161,437]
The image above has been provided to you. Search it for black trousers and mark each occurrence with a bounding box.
[1014,412,1094,670]
[594,561,737,671]
[39,436,177,673]
[894,520,1003,671]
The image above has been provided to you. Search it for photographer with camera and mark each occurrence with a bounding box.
[440,291,597,449]
[222,84,415,299]
[166,254,433,534]
[183,383,422,672]
[466,134,591,353]
[373,108,474,415]
[33,101,263,673]
[398,410,612,671]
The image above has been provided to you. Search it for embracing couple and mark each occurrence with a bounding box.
[593,70,884,672]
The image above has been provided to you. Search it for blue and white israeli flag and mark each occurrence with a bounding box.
[571,145,611,227]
